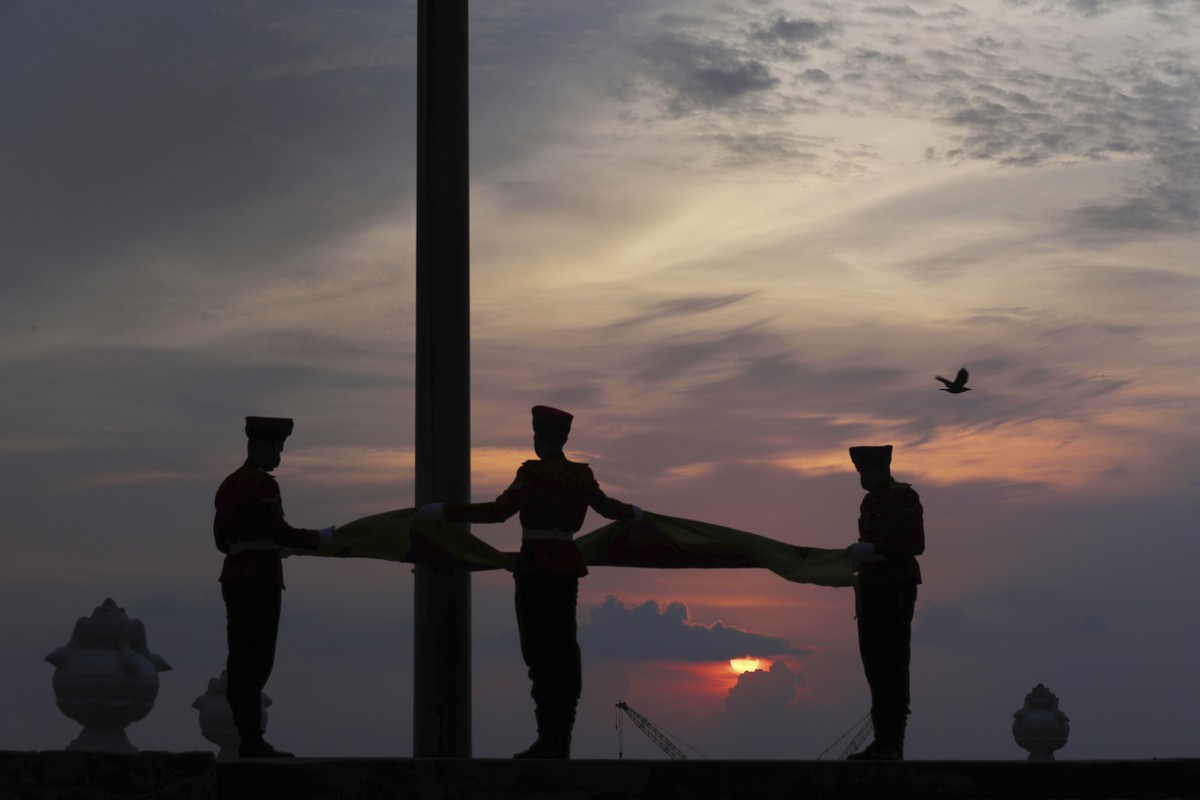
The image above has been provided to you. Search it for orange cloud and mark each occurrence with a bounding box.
[772,417,1159,495]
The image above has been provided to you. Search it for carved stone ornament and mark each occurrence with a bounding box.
[1012,683,1070,761]
[45,598,171,752]
[192,670,272,760]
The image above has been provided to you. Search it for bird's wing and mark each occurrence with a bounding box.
[935,375,952,387]
[955,367,969,387]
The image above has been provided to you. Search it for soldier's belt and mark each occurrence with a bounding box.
[522,528,573,542]
[229,539,278,554]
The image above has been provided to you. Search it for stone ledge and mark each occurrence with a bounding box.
[0,751,215,800]
[3,752,1199,800]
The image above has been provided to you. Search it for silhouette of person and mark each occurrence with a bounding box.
[846,445,924,761]
[419,405,642,759]
[213,416,333,758]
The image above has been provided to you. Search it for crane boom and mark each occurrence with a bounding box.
[615,702,688,760]
[817,712,873,760]
[839,716,874,759]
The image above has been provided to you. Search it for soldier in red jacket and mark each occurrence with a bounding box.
[419,406,642,759]
[214,416,333,758]
[846,445,924,761]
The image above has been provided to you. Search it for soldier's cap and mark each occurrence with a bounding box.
[531,405,573,438]
[245,416,294,442]
[849,445,892,470]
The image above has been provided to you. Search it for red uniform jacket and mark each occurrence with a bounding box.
[858,481,924,584]
[214,462,319,586]
[446,459,636,575]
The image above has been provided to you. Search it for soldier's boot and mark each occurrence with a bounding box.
[847,708,881,760]
[513,707,571,759]
[879,716,906,761]
[238,737,295,758]
[234,707,294,759]
[849,716,904,761]
[513,708,554,759]
[547,705,575,759]
[846,740,883,760]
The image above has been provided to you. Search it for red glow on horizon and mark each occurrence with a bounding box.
[622,660,740,708]
[622,657,809,706]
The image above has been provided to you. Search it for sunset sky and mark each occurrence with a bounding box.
[3,0,1200,761]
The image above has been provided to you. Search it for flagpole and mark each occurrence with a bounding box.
[413,0,471,757]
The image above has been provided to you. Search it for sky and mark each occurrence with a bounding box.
[2,0,1199,761]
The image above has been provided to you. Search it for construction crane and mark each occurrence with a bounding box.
[816,713,874,760]
[839,716,874,759]
[614,701,703,760]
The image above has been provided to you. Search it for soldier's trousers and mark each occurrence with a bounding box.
[514,573,582,729]
[222,578,282,741]
[856,580,917,747]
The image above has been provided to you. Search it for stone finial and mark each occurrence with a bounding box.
[45,598,171,752]
[192,670,272,760]
[1012,683,1070,761]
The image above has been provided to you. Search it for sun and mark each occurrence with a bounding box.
[729,657,761,674]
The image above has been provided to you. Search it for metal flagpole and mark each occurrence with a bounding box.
[413,0,471,757]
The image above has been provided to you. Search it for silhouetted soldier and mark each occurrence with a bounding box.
[419,405,642,759]
[846,445,924,761]
[214,416,333,758]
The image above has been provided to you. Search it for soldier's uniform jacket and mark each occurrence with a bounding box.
[214,462,319,586]
[858,481,924,584]
[446,459,636,575]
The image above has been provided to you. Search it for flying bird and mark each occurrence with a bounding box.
[936,367,971,394]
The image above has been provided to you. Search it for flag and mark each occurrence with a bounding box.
[307,509,854,588]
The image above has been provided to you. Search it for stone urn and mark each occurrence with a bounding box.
[45,598,171,752]
[1012,683,1070,761]
[192,670,272,760]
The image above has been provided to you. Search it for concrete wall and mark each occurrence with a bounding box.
[0,751,214,800]
[4,752,1200,800]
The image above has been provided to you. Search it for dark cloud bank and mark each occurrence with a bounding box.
[581,596,801,661]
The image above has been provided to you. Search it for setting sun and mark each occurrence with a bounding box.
[729,657,761,674]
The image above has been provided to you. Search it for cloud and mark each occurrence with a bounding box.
[865,5,921,18]
[695,132,826,168]
[610,291,758,329]
[707,659,808,758]
[1065,177,1200,235]
[752,16,827,46]
[581,597,802,661]
[1008,0,1200,18]
[0,1,415,291]
[627,321,778,385]
[472,268,1172,495]
[595,0,1200,230]
[725,659,806,717]
[635,33,780,117]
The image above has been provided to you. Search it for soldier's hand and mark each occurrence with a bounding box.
[319,526,336,548]
[850,542,881,568]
